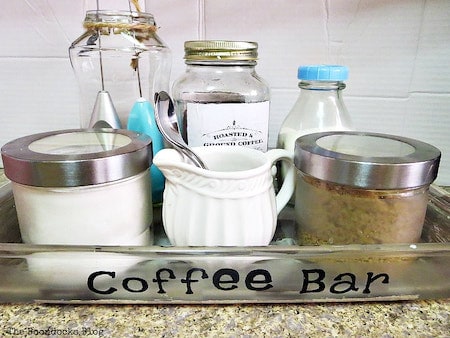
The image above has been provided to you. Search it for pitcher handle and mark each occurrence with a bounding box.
[265,149,295,214]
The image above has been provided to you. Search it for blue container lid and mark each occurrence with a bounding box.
[298,65,348,81]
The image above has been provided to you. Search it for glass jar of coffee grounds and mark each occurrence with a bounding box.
[172,40,270,152]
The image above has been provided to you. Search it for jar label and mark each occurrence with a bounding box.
[186,101,269,151]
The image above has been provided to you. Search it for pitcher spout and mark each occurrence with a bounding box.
[153,148,201,175]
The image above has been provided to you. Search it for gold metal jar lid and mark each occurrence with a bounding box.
[294,131,441,189]
[184,40,258,61]
[1,129,152,187]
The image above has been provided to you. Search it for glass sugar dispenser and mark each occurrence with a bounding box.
[277,65,352,156]
[69,9,171,128]
[172,40,270,152]
[69,9,171,203]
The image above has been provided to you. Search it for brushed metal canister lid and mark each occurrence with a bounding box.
[1,129,152,187]
[294,131,441,189]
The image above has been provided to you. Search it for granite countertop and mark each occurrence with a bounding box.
[0,300,449,337]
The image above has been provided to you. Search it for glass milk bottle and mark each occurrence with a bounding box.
[277,65,352,155]
[172,40,270,152]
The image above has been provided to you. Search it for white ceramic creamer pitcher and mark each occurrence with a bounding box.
[153,146,295,246]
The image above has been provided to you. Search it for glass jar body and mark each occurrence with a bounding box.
[278,80,352,155]
[295,172,429,245]
[12,170,153,246]
[69,10,171,128]
[172,61,270,151]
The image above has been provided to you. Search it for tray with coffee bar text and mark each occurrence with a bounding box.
[0,171,449,304]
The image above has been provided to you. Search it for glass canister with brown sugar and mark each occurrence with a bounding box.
[294,131,441,245]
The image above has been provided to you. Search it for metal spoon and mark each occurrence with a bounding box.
[154,91,208,169]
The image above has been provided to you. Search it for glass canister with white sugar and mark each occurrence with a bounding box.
[294,131,441,245]
[172,40,270,151]
[1,129,153,246]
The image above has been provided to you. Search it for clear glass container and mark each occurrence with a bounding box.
[69,10,171,128]
[294,132,441,245]
[172,40,270,152]
[278,65,352,155]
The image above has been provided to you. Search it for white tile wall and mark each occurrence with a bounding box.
[1,0,449,185]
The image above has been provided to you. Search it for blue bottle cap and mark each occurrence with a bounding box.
[298,65,348,81]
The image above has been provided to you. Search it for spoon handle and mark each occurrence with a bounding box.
[178,147,209,170]
[154,91,208,170]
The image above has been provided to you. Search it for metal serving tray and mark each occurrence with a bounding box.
[0,176,449,304]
